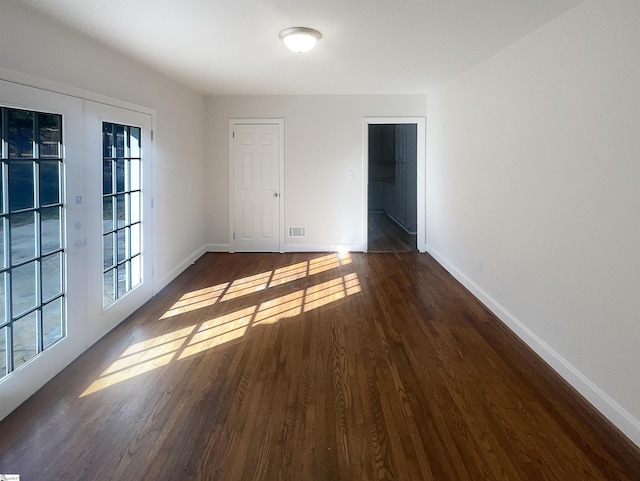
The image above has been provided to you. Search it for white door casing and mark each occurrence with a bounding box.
[229,120,283,253]
[363,117,426,252]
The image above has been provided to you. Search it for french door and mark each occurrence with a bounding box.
[0,81,85,419]
[84,102,153,343]
[0,85,154,421]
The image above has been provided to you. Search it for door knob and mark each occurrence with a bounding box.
[273,192,280,197]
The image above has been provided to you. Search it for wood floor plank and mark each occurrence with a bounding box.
[1,252,639,481]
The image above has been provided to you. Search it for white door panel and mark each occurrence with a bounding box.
[232,123,281,252]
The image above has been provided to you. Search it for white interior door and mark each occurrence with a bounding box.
[84,102,153,344]
[231,122,282,252]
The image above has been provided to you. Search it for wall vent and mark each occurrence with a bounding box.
[288,226,306,238]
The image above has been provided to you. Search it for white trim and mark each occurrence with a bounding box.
[205,243,231,252]
[426,245,640,448]
[228,118,285,253]
[284,243,364,253]
[228,123,235,252]
[363,117,426,253]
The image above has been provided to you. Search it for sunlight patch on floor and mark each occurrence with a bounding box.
[80,325,197,397]
[80,255,360,397]
[178,306,256,360]
[160,283,229,319]
[221,270,272,302]
[254,291,305,326]
[160,253,354,315]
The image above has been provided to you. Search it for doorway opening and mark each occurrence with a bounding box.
[366,123,418,252]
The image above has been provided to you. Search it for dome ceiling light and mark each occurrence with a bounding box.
[279,27,322,53]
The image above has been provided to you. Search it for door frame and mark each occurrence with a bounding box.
[228,119,285,253]
[362,117,426,252]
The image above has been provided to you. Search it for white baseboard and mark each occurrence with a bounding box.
[205,243,230,252]
[426,245,640,448]
[202,243,366,254]
[154,244,208,294]
[284,243,365,253]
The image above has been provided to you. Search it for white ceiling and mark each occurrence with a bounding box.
[18,0,584,96]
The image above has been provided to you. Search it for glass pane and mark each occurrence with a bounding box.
[117,228,128,263]
[43,298,63,348]
[0,167,5,214]
[130,223,141,256]
[0,107,66,375]
[0,219,5,269]
[103,232,115,269]
[12,260,38,317]
[103,123,114,158]
[8,110,34,159]
[40,161,60,206]
[11,212,37,264]
[103,160,113,195]
[117,262,129,298]
[38,113,62,158]
[102,122,143,304]
[9,161,35,211]
[116,193,127,228]
[130,157,140,191]
[0,272,5,326]
[115,157,126,193]
[13,311,38,369]
[103,196,114,233]
[115,124,126,158]
[131,255,141,289]
[0,326,6,378]
[42,252,62,301]
[104,269,115,306]
[130,191,140,224]
[130,127,141,158]
[41,207,61,254]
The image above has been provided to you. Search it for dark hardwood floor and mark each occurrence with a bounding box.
[1,252,639,480]
[368,213,416,252]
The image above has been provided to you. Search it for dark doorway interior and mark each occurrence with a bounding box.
[367,124,417,252]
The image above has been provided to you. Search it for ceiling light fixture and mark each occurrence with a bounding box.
[279,27,322,53]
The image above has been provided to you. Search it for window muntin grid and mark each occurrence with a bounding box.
[0,107,65,379]
[102,122,141,307]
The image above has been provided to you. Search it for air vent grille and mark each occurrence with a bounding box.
[288,226,306,238]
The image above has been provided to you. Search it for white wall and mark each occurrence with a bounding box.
[205,95,427,251]
[0,0,207,288]
[426,0,640,445]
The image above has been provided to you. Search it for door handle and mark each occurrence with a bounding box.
[273,192,280,197]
